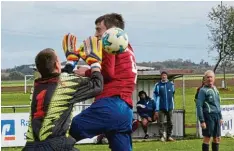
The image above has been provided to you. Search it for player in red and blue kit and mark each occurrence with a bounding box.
[70,13,137,151]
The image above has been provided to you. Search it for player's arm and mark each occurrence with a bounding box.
[84,51,115,81]
[171,82,175,98]
[61,34,103,103]
[70,68,103,103]
[196,89,206,123]
[136,101,149,118]
[153,83,160,112]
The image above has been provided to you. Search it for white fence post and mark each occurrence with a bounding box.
[24,75,34,94]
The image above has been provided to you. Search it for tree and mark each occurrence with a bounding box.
[8,71,25,80]
[207,3,234,72]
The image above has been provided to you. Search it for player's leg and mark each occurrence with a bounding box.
[69,96,132,143]
[104,96,133,151]
[141,118,149,139]
[69,99,115,141]
[212,113,221,151]
[132,119,139,133]
[96,134,106,144]
[158,111,165,141]
[106,132,132,151]
[22,136,79,151]
[202,113,212,151]
[166,110,174,141]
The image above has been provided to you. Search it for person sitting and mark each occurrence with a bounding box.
[136,90,157,139]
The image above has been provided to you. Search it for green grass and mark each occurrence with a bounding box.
[2,138,234,151]
[2,73,233,87]
[175,74,233,80]
[1,80,33,87]
[1,92,31,113]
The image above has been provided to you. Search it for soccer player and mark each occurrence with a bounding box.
[196,70,223,151]
[22,35,103,151]
[69,13,137,151]
[136,90,157,139]
[153,71,175,142]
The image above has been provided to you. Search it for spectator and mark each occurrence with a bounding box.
[153,71,175,142]
[136,90,157,139]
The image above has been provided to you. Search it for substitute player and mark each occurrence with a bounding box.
[196,70,223,151]
[69,13,137,151]
[22,35,103,151]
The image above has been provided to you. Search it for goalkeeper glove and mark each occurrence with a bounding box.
[62,33,80,68]
[78,36,102,69]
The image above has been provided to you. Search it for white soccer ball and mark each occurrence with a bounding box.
[102,27,129,54]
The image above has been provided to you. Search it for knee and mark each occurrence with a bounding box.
[213,137,221,143]
[203,136,211,144]
[69,119,82,141]
[141,119,148,127]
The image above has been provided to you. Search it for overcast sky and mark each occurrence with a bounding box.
[1,1,234,69]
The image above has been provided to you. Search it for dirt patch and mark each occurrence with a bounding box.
[1,79,233,93]
[1,86,32,93]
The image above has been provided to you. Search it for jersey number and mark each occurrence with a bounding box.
[34,90,47,119]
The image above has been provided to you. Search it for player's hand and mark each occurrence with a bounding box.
[147,117,152,122]
[201,122,206,129]
[74,67,89,77]
[220,119,224,125]
[78,36,102,69]
[153,112,159,121]
[62,33,80,67]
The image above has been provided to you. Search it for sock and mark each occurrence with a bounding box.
[202,143,209,151]
[212,142,219,151]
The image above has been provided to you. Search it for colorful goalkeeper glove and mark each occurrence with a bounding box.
[62,33,80,68]
[78,36,102,69]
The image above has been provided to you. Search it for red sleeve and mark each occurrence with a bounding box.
[101,51,115,83]
[85,69,91,77]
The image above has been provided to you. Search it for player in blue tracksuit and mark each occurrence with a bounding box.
[196,70,223,151]
[136,90,156,139]
[153,71,175,142]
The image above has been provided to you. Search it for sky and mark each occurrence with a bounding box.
[1,1,234,69]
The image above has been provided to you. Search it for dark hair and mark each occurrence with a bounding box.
[95,13,125,30]
[35,48,57,78]
[161,71,168,76]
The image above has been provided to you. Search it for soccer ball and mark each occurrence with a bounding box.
[102,27,128,54]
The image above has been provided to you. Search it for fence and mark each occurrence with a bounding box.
[1,104,185,140]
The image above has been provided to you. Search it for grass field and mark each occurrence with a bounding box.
[1,87,234,124]
[1,80,34,87]
[1,138,234,151]
[1,73,233,87]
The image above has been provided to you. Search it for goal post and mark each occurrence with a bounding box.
[24,75,34,94]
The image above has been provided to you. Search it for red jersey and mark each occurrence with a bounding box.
[85,44,137,107]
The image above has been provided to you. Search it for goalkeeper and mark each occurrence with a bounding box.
[22,35,103,151]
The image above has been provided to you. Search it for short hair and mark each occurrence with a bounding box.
[204,70,215,78]
[95,13,125,30]
[138,90,146,97]
[161,71,168,76]
[35,48,57,78]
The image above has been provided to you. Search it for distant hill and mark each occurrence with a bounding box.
[1,58,233,81]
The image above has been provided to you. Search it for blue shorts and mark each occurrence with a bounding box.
[69,96,133,151]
